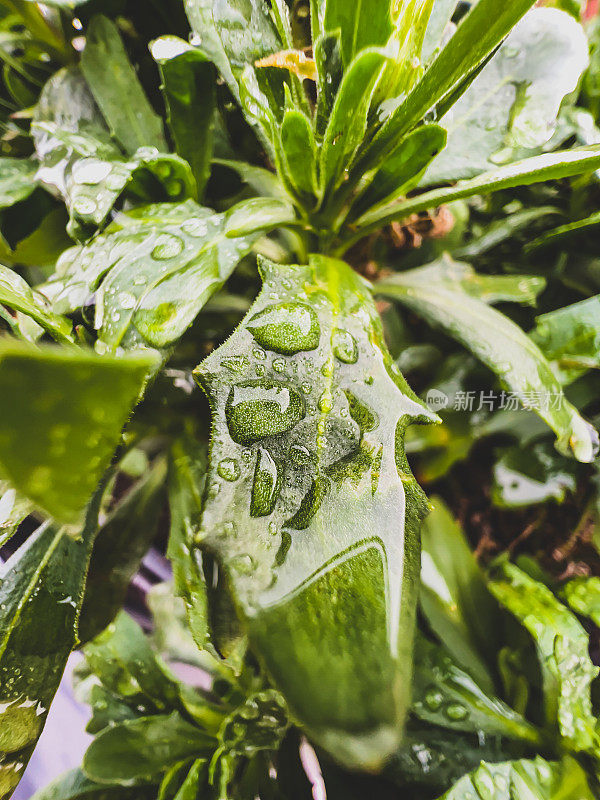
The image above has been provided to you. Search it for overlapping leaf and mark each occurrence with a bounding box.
[194,254,435,770]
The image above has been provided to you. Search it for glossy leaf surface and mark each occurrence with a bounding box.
[0,263,72,343]
[376,266,598,462]
[0,340,158,524]
[194,254,435,771]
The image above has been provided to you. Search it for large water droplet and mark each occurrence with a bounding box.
[331,329,358,363]
[225,381,305,445]
[152,233,184,260]
[424,688,443,711]
[72,158,112,185]
[444,702,468,721]
[285,477,329,530]
[250,447,280,517]
[247,302,320,355]
[217,458,241,481]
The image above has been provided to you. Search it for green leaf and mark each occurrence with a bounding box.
[45,199,276,351]
[376,264,597,462]
[488,562,599,752]
[525,211,600,254]
[423,0,457,60]
[412,636,541,744]
[454,207,561,259]
[151,38,216,199]
[78,458,168,643]
[436,756,595,800]
[322,0,392,66]
[171,760,205,800]
[281,109,318,198]
[420,497,500,693]
[352,146,600,236]
[0,340,158,524]
[492,442,578,508]
[81,16,166,155]
[194,254,435,771]
[30,769,155,800]
[167,441,210,654]
[350,125,447,220]
[0,494,104,799]
[184,0,281,102]
[0,157,37,208]
[314,33,343,137]
[0,263,72,343]
[424,8,589,183]
[531,295,600,377]
[320,50,386,195]
[362,0,538,172]
[82,713,213,786]
[561,576,600,627]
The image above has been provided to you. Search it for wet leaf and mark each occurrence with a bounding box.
[30,768,155,800]
[420,497,500,692]
[424,8,589,183]
[531,295,600,380]
[321,0,392,66]
[435,756,595,800]
[194,254,435,771]
[0,489,104,800]
[376,266,599,462]
[256,49,317,81]
[0,480,33,549]
[0,263,72,343]
[82,713,213,786]
[151,38,216,199]
[0,340,158,524]
[423,0,457,60]
[78,458,168,643]
[492,442,578,508]
[0,157,37,208]
[281,109,318,198]
[45,199,279,351]
[81,16,166,155]
[488,562,599,753]
[412,636,542,743]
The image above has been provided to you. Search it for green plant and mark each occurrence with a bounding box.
[0,0,600,798]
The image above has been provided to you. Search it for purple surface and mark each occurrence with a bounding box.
[13,655,92,799]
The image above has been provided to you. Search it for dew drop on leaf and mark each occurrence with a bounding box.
[247,302,320,355]
[225,381,305,445]
[251,447,280,517]
[151,233,184,260]
[331,329,358,363]
[217,458,241,482]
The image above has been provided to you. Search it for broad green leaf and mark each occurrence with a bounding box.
[45,199,280,351]
[492,442,578,507]
[361,0,538,172]
[376,266,597,461]
[81,16,166,155]
[320,50,386,195]
[194,254,435,771]
[184,0,281,102]
[322,0,392,66]
[352,146,600,237]
[488,562,599,752]
[0,263,72,343]
[281,110,318,198]
[151,38,216,199]
[436,756,595,800]
[0,208,71,271]
[412,637,541,744]
[561,576,600,626]
[82,713,213,786]
[78,459,168,643]
[424,8,589,183]
[0,340,158,524]
[350,125,447,220]
[30,769,155,800]
[0,497,103,800]
[420,497,500,692]
[532,295,600,376]
[0,157,37,207]
[383,256,546,306]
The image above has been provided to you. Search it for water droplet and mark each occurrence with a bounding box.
[217,458,241,482]
[181,218,208,238]
[225,381,305,445]
[231,553,256,575]
[117,291,136,309]
[444,702,468,721]
[331,329,358,363]
[424,688,443,711]
[251,447,280,517]
[272,358,286,373]
[151,233,184,260]
[72,196,97,216]
[221,355,249,373]
[247,302,320,355]
[285,477,329,530]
